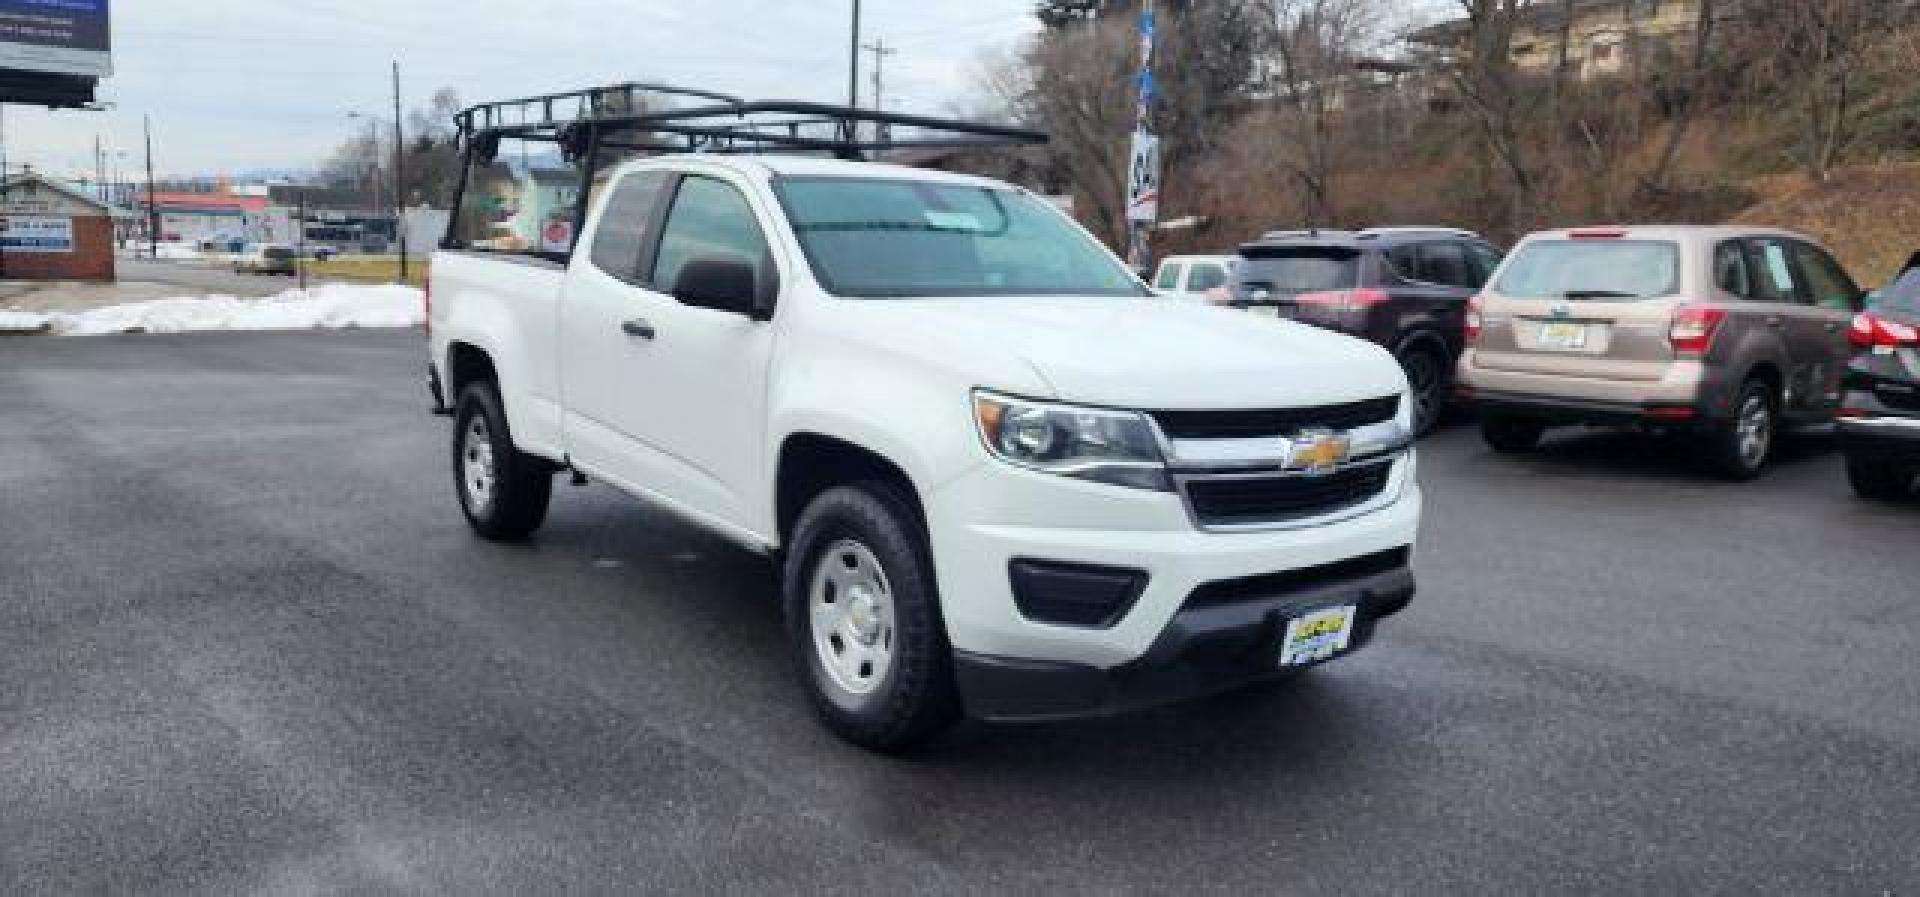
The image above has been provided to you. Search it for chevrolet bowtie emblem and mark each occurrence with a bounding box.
[1287,430,1352,474]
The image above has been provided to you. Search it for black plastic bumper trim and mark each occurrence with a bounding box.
[955,562,1414,723]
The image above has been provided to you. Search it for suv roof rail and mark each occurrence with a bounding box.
[1260,228,1358,241]
[1354,226,1479,240]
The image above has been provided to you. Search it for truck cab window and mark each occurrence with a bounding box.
[651,176,773,296]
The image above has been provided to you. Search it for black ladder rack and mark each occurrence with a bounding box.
[443,82,1048,253]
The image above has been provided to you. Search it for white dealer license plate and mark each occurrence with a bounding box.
[1280,605,1357,667]
[1538,321,1590,350]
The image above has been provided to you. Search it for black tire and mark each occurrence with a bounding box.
[1480,415,1546,453]
[1397,341,1452,436]
[782,482,959,753]
[1704,379,1776,482]
[1846,451,1912,500]
[452,381,553,540]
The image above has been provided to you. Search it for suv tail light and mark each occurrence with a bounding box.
[1464,295,1483,344]
[1849,312,1918,349]
[1295,288,1389,313]
[1668,304,1727,359]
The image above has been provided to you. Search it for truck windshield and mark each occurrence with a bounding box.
[1495,240,1680,299]
[773,177,1146,299]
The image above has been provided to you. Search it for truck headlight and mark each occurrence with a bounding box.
[972,391,1170,491]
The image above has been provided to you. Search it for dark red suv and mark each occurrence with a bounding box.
[1230,228,1503,434]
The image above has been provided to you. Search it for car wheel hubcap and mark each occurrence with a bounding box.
[1736,394,1772,467]
[463,417,497,514]
[809,539,896,705]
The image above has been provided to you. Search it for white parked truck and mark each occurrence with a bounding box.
[427,87,1422,751]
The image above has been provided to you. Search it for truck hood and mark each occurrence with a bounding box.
[836,297,1407,410]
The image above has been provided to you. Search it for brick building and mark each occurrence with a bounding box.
[0,171,117,282]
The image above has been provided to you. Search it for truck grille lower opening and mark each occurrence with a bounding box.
[1185,547,1411,610]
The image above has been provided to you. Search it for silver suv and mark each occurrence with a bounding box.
[1457,226,1867,479]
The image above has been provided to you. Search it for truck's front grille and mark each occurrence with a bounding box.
[1150,396,1401,439]
[1181,461,1395,527]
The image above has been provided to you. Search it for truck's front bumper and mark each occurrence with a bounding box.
[955,556,1413,722]
[926,454,1422,719]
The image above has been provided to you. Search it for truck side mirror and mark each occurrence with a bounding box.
[673,255,767,319]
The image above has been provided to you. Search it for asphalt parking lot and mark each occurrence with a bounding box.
[2,330,1916,893]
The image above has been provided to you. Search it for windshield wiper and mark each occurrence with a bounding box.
[1559,290,1640,300]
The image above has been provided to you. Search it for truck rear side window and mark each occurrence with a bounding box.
[1494,240,1679,299]
[588,171,669,283]
[1233,247,1359,295]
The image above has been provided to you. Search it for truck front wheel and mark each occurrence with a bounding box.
[783,482,959,753]
[452,382,553,540]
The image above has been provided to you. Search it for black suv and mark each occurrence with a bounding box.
[1839,252,1920,500]
[1230,228,1502,434]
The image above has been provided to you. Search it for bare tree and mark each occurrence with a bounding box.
[1741,0,1919,180]
[1443,0,1541,233]
[1256,0,1390,226]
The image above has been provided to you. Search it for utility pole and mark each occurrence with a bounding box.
[843,0,862,149]
[863,39,896,111]
[1123,1,1162,272]
[392,60,409,281]
[296,187,308,291]
[863,38,896,143]
[144,114,159,259]
[847,0,862,109]
[94,135,106,203]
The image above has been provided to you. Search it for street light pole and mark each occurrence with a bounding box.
[144,114,159,259]
[392,60,409,282]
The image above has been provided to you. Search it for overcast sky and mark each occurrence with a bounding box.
[5,0,1041,180]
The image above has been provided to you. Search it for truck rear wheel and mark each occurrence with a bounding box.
[452,382,553,540]
[783,482,959,753]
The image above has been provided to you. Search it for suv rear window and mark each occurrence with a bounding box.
[1494,239,1679,299]
[1234,246,1359,294]
[1880,267,1920,315]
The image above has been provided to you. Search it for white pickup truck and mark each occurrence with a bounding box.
[428,153,1422,751]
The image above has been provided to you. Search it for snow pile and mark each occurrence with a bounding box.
[49,284,424,336]
[0,310,51,333]
[152,243,204,260]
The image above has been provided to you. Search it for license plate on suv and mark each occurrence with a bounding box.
[1538,321,1590,350]
[1280,605,1357,667]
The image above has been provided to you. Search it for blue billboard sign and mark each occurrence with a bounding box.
[0,0,110,77]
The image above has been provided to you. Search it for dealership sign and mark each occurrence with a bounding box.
[0,0,110,78]
[2,215,74,253]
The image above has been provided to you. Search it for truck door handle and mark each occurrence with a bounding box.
[621,318,656,340]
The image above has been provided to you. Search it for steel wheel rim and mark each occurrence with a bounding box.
[462,416,497,514]
[1736,393,1772,468]
[808,539,897,704]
